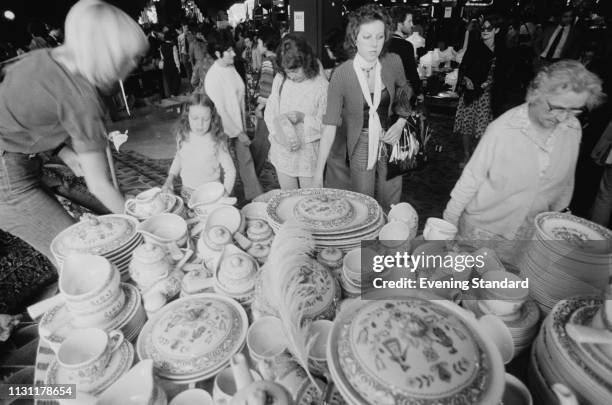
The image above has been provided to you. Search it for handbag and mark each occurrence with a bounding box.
[386,112,432,180]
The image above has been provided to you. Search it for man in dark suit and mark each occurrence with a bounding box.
[537,7,581,64]
[389,6,423,102]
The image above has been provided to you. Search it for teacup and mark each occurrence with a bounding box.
[55,328,124,387]
[247,316,289,380]
[170,389,213,405]
[342,248,361,281]
[60,254,121,315]
[307,320,333,377]
[503,373,533,405]
[477,315,514,364]
[137,213,189,256]
[388,203,418,236]
[479,271,529,319]
[379,222,411,249]
[423,218,457,241]
[189,182,237,212]
[213,367,262,405]
[126,188,167,219]
[72,292,126,328]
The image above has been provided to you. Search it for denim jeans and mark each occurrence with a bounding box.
[349,130,402,212]
[592,164,612,228]
[0,151,75,267]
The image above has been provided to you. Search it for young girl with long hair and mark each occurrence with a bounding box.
[162,92,236,200]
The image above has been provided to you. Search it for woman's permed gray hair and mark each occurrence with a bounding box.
[344,4,392,59]
[64,0,148,89]
[527,60,605,110]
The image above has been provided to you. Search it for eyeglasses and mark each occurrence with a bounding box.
[545,100,586,117]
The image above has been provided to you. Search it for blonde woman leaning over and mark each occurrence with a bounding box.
[443,60,604,263]
[0,0,147,266]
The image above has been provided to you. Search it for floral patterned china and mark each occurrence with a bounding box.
[535,212,612,252]
[46,340,134,395]
[327,297,505,405]
[136,294,248,381]
[266,188,380,234]
[51,214,139,258]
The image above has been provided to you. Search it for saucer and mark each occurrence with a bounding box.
[40,284,141,347]
[46,340,134,395]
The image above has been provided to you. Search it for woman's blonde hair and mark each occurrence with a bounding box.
[527,60,605,110]
[64,0,148,89]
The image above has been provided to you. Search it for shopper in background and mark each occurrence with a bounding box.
[389,6,423,103]
[265,34,328,189]
[205,29,263,200]
[251,26,281,176]
[444,61,604,262]
[313,4,413,211]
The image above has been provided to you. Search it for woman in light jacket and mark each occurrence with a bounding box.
[264,34,328,189]
[312,4,412,211]
[443,60,604,262]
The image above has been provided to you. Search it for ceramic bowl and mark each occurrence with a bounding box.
[423,217,458,241]
[206,205,244,234]
[137,213,189,250]
[379,221,412,248]
[242,202,268,222]
[342,248,361,280]
[213,367,262,405]
[388,202,419,238]
[307,320,333,376]
[503,373,533,405]
[188,182,237,209]
[170,389,213,405]
[60,254,121,314]
[477,314,515,364]
[247,316,288,363]
[72,291,126,328]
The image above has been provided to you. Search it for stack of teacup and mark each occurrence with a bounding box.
[58,254,146,341]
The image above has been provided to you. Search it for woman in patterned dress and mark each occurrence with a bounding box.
[453,16,502,168]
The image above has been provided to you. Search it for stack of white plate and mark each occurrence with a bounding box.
[265,188,384,252]
[530,296,612,405]
[136,294,248,384]
[51,214,143,280]
[518,212,612,314]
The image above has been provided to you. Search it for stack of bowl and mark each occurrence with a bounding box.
[51,214,143,280]
[39,254,146,345]
[519,212,612,314]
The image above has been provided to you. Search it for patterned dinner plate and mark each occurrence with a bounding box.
[569,305,612,379]
[136,293,248,379]
[266,189,381,234]
[328,297,505,405]
[535,212,612,253]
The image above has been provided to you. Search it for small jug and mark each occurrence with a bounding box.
[125,187,167,219]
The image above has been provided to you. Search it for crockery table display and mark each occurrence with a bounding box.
[32,188,612,404]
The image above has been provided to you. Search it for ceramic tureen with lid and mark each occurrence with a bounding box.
[51,214,139,258]
[136,293,248,381]
[327,295,505,405]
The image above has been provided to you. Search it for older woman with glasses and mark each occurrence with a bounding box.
[443,60,604,262]
[0,0,147,266]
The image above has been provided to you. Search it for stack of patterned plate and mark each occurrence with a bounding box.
[51,214,143,280]
[136,294,248,384]
[530,296,612,405]
[265,188,384,252]
[39,283,146,346]
[518,212,612,314]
